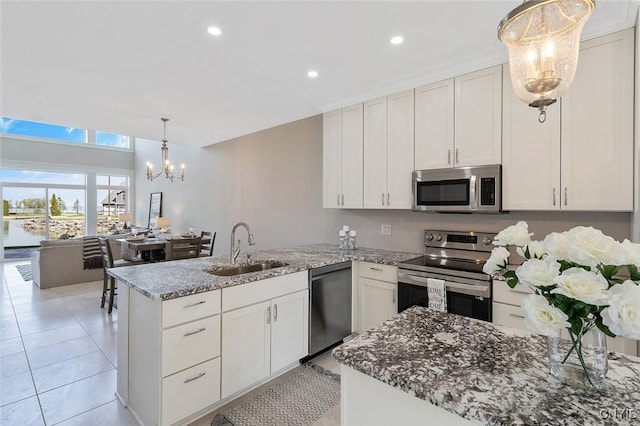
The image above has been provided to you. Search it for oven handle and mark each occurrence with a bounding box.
[398,272,490,298]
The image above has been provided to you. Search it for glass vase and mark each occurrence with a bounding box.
[547,322,608,391]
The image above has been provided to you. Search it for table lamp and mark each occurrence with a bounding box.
[156,217,171,233]
[118,212,133,229]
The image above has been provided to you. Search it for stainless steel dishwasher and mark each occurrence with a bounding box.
[308,261,352,357]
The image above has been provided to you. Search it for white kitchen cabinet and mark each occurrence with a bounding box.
[492,280,637,356]
[502,29,634,211]
[323,105,364,208]
[363,90,414,209]
[221,300,271,398]
[415,65,502,170]
[221,271,309,398]
[561,29,634,211]
[123,289,222,426]
[356,262,398,332]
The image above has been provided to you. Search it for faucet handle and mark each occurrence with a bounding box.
[246,253,252,264]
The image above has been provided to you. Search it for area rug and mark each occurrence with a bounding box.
[212,363,340,426]
[16,264,33,282]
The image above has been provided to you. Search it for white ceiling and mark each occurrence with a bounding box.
[1,1,637,148]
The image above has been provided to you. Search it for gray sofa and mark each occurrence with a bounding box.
[31,236,126,289]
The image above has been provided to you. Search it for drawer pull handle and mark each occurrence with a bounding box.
[370,267,383,272]
[274,304,278,322]
[509,289,529,295]
[509,313,525,319]
[184,327,206,337]
[184,300,206,308]
[183,372,206,383]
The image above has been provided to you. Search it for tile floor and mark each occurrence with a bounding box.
[0,260,341,426]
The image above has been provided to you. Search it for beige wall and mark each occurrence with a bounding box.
[135,113,632,257]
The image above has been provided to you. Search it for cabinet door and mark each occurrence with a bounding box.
[271,290,309,372]
[502,63,561,211]
[359,277,397,332]
[386,89,415,209]
[561,29,634,211]
[454,65,502,167]
[221,301,271,398]
[363,97,388,208]
[341,103,364,208]
[323,110,342,208]
[415,79,454,170]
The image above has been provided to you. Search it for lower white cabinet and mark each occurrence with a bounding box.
[221,271,309,399]
[124,289,222,426]
[356,262,398,332]
[492,280,637,356]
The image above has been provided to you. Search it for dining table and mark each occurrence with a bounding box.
[119,237,168,262]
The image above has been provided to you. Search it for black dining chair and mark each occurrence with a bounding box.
[99,237,140,314]
[200,231,216,257]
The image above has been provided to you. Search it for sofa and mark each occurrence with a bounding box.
[31,236,126,289]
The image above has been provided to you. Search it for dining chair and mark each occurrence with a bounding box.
[99,237,141,314]
[200,231,216,257]
[165,236,202,261]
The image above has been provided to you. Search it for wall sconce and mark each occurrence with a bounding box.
[498,0,595,123]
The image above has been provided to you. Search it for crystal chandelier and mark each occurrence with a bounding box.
[146,118,185,182]
[498,0,595,123]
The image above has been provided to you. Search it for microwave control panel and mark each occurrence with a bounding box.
[480,177,496,206]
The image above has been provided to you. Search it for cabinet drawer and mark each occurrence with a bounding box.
[162,357,220,426]
[358,262,397,283]
[492,280,533,305]
[162,315,221,377]
[162,290,221,328]
[492,302,527,332]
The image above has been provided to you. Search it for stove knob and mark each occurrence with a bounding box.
[482,237,493,245]
[426,233,434,241]
[435,234,443,242]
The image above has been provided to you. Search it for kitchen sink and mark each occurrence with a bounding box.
[206,261,289,276]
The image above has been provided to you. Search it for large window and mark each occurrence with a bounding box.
[0,116,132,149]
[1,169,131,259]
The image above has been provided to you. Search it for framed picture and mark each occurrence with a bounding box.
[148,192,163,229]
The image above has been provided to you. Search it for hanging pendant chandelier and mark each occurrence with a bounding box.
[146,118,185,182]
[498,0,595,123]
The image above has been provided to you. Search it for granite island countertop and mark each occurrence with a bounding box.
[332,306,640,425]
[108,243,420,301]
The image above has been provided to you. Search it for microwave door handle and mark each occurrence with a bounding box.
[469,175,478,210]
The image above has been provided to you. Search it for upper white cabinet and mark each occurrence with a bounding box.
[415,65,502,170]
[503,29,634,211]
[323,105,364,208]
[363,90,415,209]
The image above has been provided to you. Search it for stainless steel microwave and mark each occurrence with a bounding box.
[412,165,502,213]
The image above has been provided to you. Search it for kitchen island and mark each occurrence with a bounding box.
[108,243,419,426]
[333,306,640,425]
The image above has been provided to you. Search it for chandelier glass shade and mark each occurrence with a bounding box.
[498,0,595,122]
[146,118,185,182]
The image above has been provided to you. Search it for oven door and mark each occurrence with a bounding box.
[397,270,492,322]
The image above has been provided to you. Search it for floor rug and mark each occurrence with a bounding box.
[212,363,340,426]
[16,264,33,282]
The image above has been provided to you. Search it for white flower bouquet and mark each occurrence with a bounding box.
[483,221,640,389]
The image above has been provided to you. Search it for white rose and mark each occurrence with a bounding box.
[551,267,608,305]
[483,247,510,274]
[516,257,560,288]
[601,280,640,339]
[564,226,623,268]
[521,294,570,336]
[493,221,533,247]
[620,239,640,267]
[543,232,570,260]
[516,240,546,259]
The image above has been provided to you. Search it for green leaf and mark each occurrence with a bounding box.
[627,264,640,281]
[506,277,519,289]
[595,317,616,338]
[598,265,620,281]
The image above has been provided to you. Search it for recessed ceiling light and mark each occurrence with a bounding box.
[390,35,404,45]
[307,70,319,78]
[207,26,222,36]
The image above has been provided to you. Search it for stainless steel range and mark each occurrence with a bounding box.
[396,230,497,321]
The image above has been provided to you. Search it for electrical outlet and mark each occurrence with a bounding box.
[381,224,392,235]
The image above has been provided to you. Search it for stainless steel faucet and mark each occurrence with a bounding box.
[230,222,256,264]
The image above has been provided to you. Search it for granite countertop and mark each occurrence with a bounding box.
[108,243,420,301]
[332,306,640,425]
